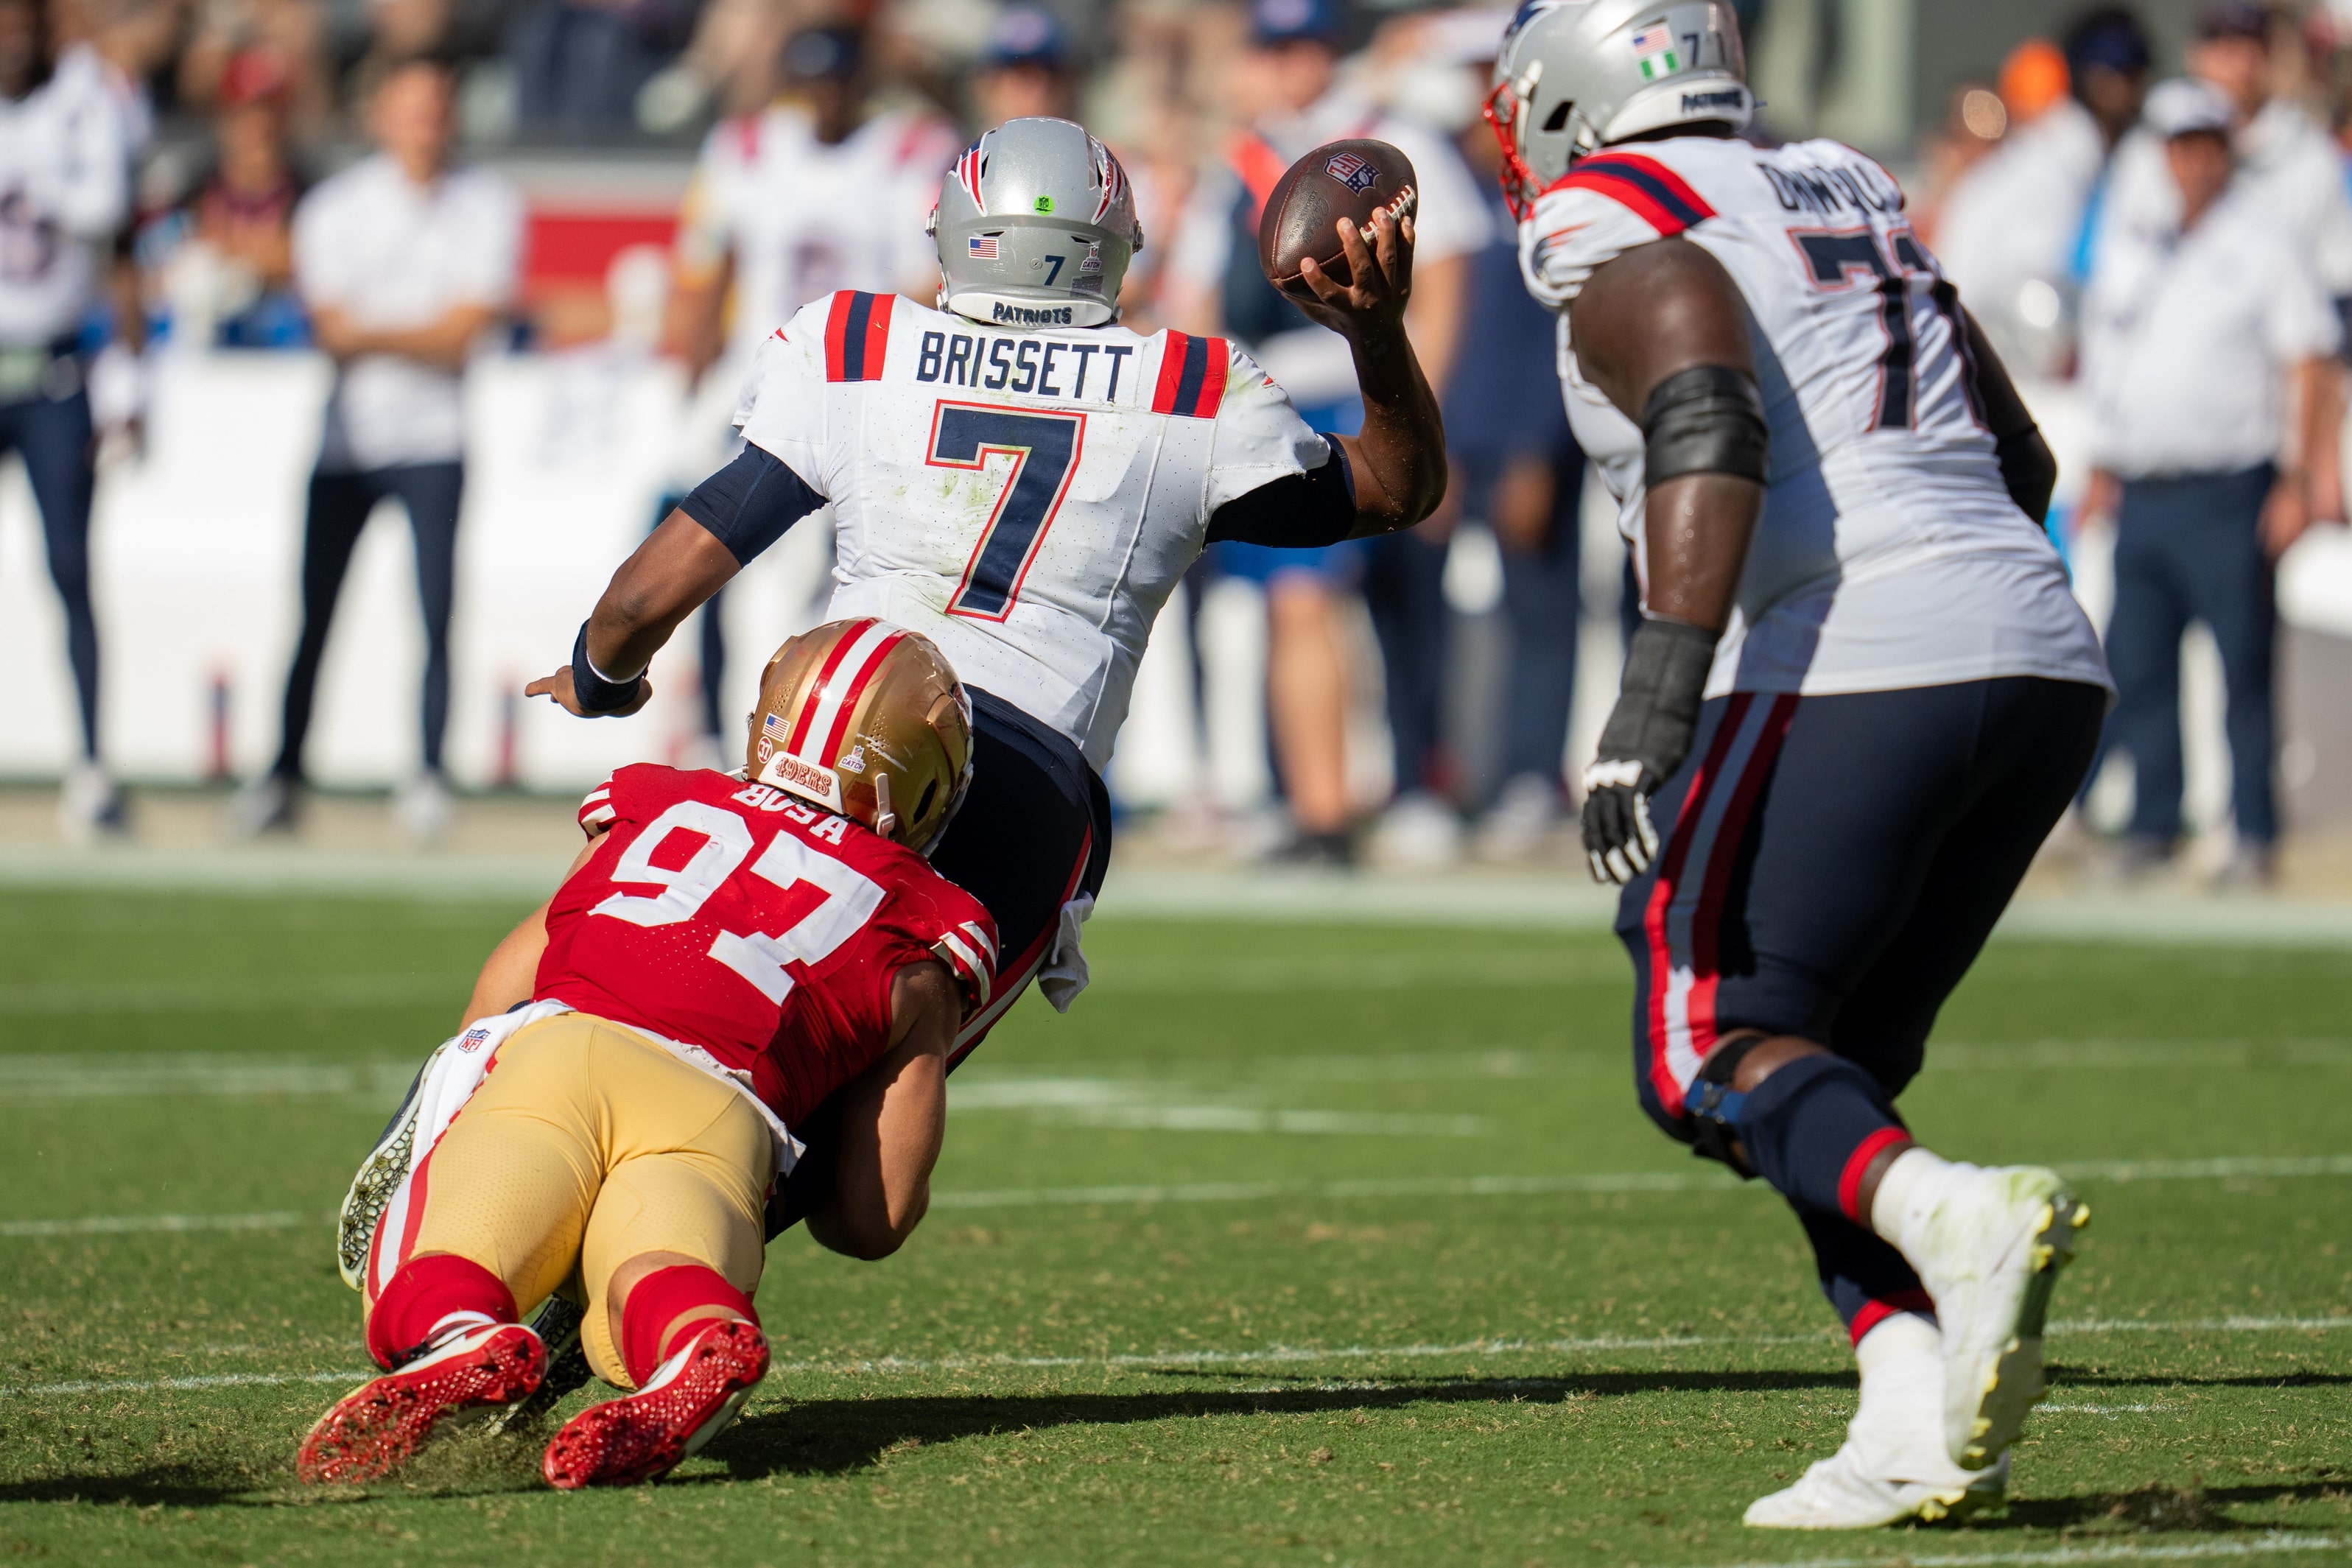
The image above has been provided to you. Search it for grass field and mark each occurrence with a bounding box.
[0,882,2347,1567]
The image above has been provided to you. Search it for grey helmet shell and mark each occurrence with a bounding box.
[930,117,1143,331]
[1488,0,1753,216]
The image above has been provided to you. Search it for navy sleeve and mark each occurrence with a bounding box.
[1203,435,1357,548]
[677,444,827,565]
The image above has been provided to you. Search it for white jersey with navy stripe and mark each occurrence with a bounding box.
[1520,135,2109,699]
[732,289,1327,770]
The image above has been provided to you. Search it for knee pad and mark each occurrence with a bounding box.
[1682,1035,1769,1173]
[621,1265,760,1387]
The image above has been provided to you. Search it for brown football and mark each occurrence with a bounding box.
[1257,138,1419,299]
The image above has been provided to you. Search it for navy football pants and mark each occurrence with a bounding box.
[1615,677,2104,1335]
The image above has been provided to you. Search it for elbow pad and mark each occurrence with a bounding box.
[1643,365,1770,490]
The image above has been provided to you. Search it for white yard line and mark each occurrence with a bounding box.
[1702,1533,2348,1568]
[10,1153,2352,1238]
[8,1315,2345,1400]
[0,1210,326,1237]
[5,1038,2348,1104]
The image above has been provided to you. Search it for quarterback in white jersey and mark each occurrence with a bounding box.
[528,114,1444,1212]
[731,289,1327,771]
[1489,0,2107,1534]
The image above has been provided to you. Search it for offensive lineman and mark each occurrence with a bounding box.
[303,623,994,1488]
[1489,1,2113,1529]
[527,116,1445,1164]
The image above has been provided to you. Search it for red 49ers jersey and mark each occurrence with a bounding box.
[535,764,996,1126]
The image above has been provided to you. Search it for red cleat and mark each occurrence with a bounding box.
[297,1322,545,1485]
[541,1318,768,1488]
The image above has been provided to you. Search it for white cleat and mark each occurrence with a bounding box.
[1745,1441,2007,1528]
[1747,1311,2008,1530]
[1888,1161,2088,1469]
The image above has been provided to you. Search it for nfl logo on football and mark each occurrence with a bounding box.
[1324,151,1379,194]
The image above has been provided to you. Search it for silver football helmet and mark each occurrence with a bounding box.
[1486,0,1755,218]
[930,116,1143,331]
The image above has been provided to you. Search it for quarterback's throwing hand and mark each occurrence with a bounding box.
[1292,207,1414,342]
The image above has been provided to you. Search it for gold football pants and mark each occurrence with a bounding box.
[391,1012,770,1387]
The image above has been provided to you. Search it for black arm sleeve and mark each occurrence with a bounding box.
[677,443,827,565]
[1203,435,1357,548]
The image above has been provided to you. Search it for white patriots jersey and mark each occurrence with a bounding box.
[678,105,957,365]
[734,290,1330,769]
[1521,136,2109,698]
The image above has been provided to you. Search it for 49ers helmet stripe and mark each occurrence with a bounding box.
[751,619,975,857]
[814,627,910,764]
[785,619,892,755]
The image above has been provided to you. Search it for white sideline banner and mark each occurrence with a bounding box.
[0,349,837,792]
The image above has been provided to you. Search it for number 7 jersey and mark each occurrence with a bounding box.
[732,291,1330,770]
[1520,135,2108,699]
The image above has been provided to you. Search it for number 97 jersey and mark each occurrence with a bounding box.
[731,291,1331,772]
[535,764,997,1128]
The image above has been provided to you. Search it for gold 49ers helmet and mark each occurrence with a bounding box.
[748,619,974,857]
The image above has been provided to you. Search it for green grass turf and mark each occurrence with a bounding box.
[0,887,2346,1566]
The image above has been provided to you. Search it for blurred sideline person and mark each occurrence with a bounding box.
[1934,9,2151,373]
[234,56,522,840]
[1494,0,2110,1528]
[0,0,130,838]
[1163,0,1488,864]
[2079,80,2343,886]
[303,625,995,1489]
[971,4,1075,129]
[527,118,1445,1237]
[663,21,955,760]
[138,49,312,349]
[2103,0,2352,314]
[1454,95,1585,862]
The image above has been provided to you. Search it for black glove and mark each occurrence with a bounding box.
[1582,616,1719,885]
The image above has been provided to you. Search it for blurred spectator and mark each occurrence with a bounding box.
[1936,9,2151,376]
[972,4,1074,129]
[1450,73,1585,865]
[0,0,131,837]
[1163,0,1489,865]
[2081,78,2345,885]
[2105,0,2352,314]
[661,20,954,754]
[140,48,312,348]
[509,0,698,135]
[234,56,522,840]
[178,0,332,133]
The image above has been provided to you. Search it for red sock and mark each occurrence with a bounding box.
[366,1254,517,1370]
[620,1265,759,1386]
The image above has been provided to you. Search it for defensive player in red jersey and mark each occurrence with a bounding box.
[299,621,995,1489]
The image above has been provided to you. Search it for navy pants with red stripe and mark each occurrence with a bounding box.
[1615,677,2104,1335]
